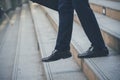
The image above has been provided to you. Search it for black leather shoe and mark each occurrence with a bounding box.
[78,46,109,58]
[42,50,72,62]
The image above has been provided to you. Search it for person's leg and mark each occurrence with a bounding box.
[72,0,109,58]
[42,0,73,62]
[72,0,105,49]
[55,0,74,51]
[31,0,73,51]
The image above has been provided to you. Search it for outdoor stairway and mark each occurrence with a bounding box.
[33,0,120,80]
[0,1,120,80]
[0,3,87,80]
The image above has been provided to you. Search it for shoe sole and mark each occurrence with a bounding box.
[78,54,109,58]
[42,55,72,62]
[62,55,72,59]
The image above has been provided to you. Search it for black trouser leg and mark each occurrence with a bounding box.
[72,0,106,49]
[55,0,74,51]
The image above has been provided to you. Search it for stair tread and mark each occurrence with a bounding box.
[95,12,120,39]
[89,0,120,11]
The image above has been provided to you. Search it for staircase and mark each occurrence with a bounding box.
[0,0,120,80]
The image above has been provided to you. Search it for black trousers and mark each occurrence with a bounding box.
[31,0,106,51]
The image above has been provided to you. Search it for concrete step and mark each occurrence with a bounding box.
[89,0,120,21]
[0,7,21,80]
[40,5,120,80]
[12,4,47,80]
[30,2,87,80]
